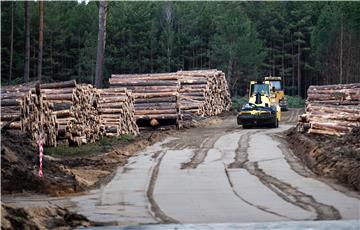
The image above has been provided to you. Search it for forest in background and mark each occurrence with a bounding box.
[1,1,359,97]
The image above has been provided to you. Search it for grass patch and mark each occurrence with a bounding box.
[45,134,135,157]
[231,96,248,112]
[286,95,305,108]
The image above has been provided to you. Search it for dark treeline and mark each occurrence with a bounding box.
[1,1,359,97]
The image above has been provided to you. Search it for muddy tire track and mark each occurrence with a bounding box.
[146,151,180,224]
[173,130,226,169]
[227,130,341,220]
[250,162,341,220]
[272,134,360,200]
[224,165,291,220]
[281,108,302,124]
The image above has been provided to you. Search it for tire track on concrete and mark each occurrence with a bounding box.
[179,131,226,169]
[272,133,360,200]
[146,150,180,224]
[228,130,341,220]
[224,165,291,220]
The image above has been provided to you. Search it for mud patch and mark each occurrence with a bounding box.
[227,129,341,220]
[1,203,111,230]
[146,151,180,224]
[1,131,83,196]
[1,130,169,196]
[285,128,360,191]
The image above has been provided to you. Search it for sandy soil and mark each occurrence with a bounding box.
[286,127,360,191]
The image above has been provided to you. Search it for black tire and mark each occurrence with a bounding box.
[271,117,279,128]
[281,106,288,112]
[243,124,252,129]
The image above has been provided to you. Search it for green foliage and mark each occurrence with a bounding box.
[231,96,248,112]
[45,142,106,157]
[286,95,305,108]
[118,134,135,142]
[1,2,359,94]
[46,134,135,157]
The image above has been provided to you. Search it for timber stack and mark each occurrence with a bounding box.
[109,73,182,129]
[298,83,360,136]
[177,70,231,118]
[1,82,35,130]
[1,82,58,146]
[97,88,139,136]
[41,80,103,146]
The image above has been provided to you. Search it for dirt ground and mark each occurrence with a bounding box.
[1,117,225,229]
[286,127,360,191]
[1,203,93,230]
[0,128,170,229]
[2,111,359,228]
[1,130,174,197]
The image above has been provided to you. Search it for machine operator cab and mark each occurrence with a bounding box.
[264,76,288,111]
[248,81,271,107]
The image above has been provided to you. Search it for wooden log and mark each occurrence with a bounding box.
[135,114,178,120]
[109,80,178,87]
[308,83,360,91]
[135,109,177,115]
[1,114,20,121]
[1,99,22,106]
[123,86,179,92]
[308,128,342,136]
[53,109,73,118]
[44,94,74,101]
[134,92,178,98]
[111,75,178,81]
[136,96,177,103]
[111,73,176,78]
[41,80,77,89]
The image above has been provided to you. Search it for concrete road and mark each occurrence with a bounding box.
[71,109,360,226]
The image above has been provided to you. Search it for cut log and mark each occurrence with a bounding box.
[298,83,360,136]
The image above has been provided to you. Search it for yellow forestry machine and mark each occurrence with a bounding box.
[264,76,288,111]
[237,80,281,128]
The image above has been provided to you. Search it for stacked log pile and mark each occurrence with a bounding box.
[177,70,232,117]
[109,73,182,129]
[41,80,103,146]
[1,82,57,146]
[22,86,58,146]
[1,84,32,130]
[97,88,139,136]
[298,83,360,136]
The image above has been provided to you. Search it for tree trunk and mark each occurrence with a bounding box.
[227,57,233,94]
[33,42,36,77]
[50,32,54,79]
[272,39,275,76]
[24,1,30,82]
[347,32,352,84]
[339,18,343,84]
[95,0,108,89]
[297,42,301,97]
[9,2,14,84]
[291,34,295,96]
[37,0,44,81]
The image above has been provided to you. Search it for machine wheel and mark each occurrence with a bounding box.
[243,124,252,129]
[281,106,288,111]
[271,117,279,128]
